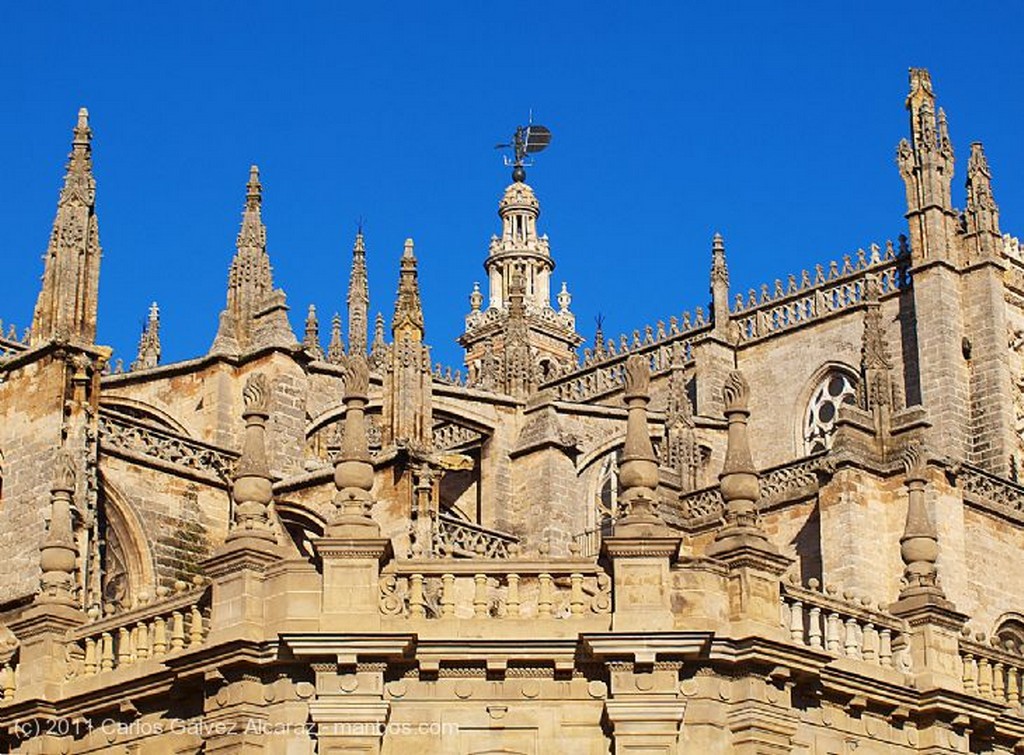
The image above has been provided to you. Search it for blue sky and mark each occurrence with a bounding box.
[1,2,1022,369]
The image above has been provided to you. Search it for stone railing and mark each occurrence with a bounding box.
[0,644,16,703]
[433,422,483,451]
[780,579,911,672]
[380,560,612,619]
[0,321,29,359]
[572,520,616,559]
[98,410,237,481]
[541,332,704,403]
[732,241,909,344]
[959,464,1024,521]
[433,514,519,559]
[432,363,468,387]
[958,630,1024,708]
[65,582,209,680]
[664,454,822,526]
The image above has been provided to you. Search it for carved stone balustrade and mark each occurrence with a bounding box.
[380,559,612,624]
[958,630,1024,709]
[62,582,209,686]
[98,410,237,484]
[731,244,908,344]
[780,580,912,674]
[432,513,519,558]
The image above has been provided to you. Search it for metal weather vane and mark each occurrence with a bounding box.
[495,118,552,183]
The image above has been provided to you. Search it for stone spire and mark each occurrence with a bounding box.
[131,302,161,371]
[329,355,380,536]
[964,142,1001,261]
[369,311,386,369]
[226,373,276,544]
[36,451,79,606]
[392,239,424,342]
[613,354,666,536]
[303,304,324,360]
[710,232,730,334]
[383,242,433,447]
[706,370,782,557]
[347,229,370,355]
[327,312,345,364]
[30,108,103,347]
[210,166,298,356]
[897,68,958,265]
[860,274,897,431]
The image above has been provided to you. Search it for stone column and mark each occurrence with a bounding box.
[314,355,392,633]
[203,373,283,644]
[705,371,791,631]
[8,451,86,701]
[603,355,682,632]
[889,444,967,691]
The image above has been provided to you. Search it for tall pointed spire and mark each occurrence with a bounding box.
[210,166,298,356]
[131,302,161,371]
[347,228,370,355]
[392,238,424,342]
[964,142,1001,261]
[30,108,103,347]
[897,68,958,265]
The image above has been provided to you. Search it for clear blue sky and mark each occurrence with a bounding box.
[2,2,1022,369]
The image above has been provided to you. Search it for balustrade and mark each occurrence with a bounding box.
[958,631,1024,709]
[66,583,209,680]
[780,580,910,672]
[380,561,611,620]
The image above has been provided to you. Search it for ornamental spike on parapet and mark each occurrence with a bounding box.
[706,369,783,558]
[37,450,79,606]
[330,354,379,535]
[303,304,324,359]
[895,443,946,602]
[226,373,277,545]
[613,354,667,536]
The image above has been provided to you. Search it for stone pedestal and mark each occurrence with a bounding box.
[314,536,392,633]
[602,535,681,632]
[8,603,84,700]
[604,699,686,755]
[202,541,282,644]
[889,595,968,691]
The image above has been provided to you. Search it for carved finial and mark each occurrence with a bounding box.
[228,373,276,544]
[722,370,749,414]
[615,354,663,533]
[707,369,785,561]
[623,354,650,399]
[303,304,323,359]
[242,372,270,417]
[37,448,80,606]
[557,282,571,313]
[894,441,947,604]
[52,450,77,494]
[469,282,483,313]
[344,352,370,399]
[328,312,345,363]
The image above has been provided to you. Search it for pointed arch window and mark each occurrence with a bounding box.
[803,371,858,454]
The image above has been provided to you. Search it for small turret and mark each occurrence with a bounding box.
[392,239,424,342]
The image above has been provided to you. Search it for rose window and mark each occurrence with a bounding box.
[804,372,858,454]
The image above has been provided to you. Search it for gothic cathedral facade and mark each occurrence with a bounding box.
[2,69,1024,753]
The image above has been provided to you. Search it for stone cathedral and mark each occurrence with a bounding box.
[2,68,1024,754]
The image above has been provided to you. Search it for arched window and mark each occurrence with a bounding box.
[995,617,1024,651]
[803,371,858,454]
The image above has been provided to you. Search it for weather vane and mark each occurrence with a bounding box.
[495,118,552,183]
